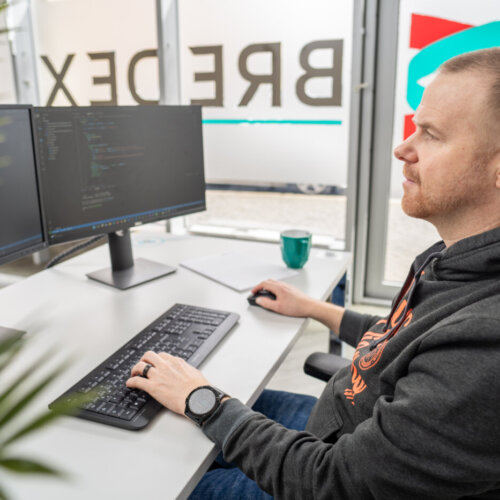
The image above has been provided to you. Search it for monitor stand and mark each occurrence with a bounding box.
[86,229,176,290]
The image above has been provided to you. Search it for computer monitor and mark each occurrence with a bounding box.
[32,105,206,289]
[0,105,46,337]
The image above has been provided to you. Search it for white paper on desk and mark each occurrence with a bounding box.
[180,251,298,292]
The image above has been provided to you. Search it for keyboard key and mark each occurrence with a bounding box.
[119,408,137,420]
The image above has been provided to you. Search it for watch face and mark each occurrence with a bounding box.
[189,388,217,416]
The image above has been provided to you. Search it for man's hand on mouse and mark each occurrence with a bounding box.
[251,280,318,317]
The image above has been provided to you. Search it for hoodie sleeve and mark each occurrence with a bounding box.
[203,318,500,500]
[338,309,383,347]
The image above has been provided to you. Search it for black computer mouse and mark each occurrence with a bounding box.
[247,289,277,306]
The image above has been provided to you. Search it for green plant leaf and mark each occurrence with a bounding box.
[0,342,23,375]
[0,482,9,500]
[0,389,98,448]
[0,27,17,35]
[0,333,25,376]
[0,361,69,430]
[0,331,83,492]
[0,351,55,408]
[0,0,11,36]
[0,333,23,357]
[0,456,62,476]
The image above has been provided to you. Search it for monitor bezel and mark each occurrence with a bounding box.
[0,104,47,266]
[32,105,206,247]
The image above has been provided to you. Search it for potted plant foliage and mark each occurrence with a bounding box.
[0,331,88,499]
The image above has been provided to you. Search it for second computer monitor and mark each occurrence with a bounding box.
[0,104,46,336]
[33,105,206,289]
[0,105,45,266]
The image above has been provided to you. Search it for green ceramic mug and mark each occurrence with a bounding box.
[280,229,312,269]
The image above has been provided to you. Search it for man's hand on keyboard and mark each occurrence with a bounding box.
[127,350,210,416]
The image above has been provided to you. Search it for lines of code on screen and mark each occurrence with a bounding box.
[34,106,206,244]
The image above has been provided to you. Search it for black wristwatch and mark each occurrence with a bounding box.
[185,385,229,427]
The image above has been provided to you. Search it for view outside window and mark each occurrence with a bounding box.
[384,0,499,282]
[179,0,354,249]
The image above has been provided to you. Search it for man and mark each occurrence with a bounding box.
[127,48,500,499]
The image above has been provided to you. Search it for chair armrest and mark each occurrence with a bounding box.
[303,352,351,382]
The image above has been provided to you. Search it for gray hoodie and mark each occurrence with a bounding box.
[203,226,500,499]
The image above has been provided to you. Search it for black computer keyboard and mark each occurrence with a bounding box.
[50,304,239,430]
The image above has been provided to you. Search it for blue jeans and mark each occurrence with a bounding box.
[188,389,317,500]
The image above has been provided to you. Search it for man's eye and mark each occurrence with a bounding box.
[424,129,437,140]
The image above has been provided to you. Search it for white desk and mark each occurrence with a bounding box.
[0,233,350,500]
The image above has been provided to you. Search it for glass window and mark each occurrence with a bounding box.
[178,0,355,249]
[31,0,159,107]
[29,0,356,251]
[384,0,499,283]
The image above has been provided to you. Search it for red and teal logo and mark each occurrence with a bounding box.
[404,14,500,139]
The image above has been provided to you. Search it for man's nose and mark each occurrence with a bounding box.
[394,135,418,163]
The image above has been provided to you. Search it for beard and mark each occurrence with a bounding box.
[401,160,488,221]
[401,184,461,220]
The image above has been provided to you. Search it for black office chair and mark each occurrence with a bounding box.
[303,352,351,382]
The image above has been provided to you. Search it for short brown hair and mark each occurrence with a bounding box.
[440,48,500,125]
